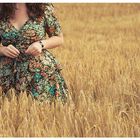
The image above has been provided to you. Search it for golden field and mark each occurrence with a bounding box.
[0,3,140,137]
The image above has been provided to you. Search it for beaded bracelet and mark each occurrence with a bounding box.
[39,40,44,49]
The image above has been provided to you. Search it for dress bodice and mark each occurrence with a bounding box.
[0,3,62,52]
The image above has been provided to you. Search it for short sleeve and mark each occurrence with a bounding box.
[44,3,62,37]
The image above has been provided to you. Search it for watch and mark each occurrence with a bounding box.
[39,40,44,49]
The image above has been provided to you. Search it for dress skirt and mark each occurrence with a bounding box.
[0,48,68,105]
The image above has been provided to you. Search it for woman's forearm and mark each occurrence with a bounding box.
[41,33,64,49]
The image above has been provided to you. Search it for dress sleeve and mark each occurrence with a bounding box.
[44,3,62,37]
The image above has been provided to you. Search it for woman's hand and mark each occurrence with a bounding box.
[25,41,43,56]
[0,44,20,58]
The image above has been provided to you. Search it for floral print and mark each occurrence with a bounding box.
[0,3,68,105]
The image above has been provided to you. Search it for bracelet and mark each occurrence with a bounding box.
[39,40,44,49]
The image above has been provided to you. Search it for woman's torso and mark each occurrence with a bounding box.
[0,10,53,77]
[0,3,62,79]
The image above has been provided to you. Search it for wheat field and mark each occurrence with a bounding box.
[0,3,140,137]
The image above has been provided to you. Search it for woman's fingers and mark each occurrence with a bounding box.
[11,45,20,54]
[7,51,19,58]
[25,44,42,55]
[30,49,42,56]
[32,52,40,56]
[8,45,20,55]
[25,45,33,54]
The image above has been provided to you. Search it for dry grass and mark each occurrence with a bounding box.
[0,3,140,137]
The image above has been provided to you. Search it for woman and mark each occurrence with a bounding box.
[0,3,68,105]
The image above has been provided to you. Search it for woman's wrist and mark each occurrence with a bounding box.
[39,40,45,50]
[39,40,48,50]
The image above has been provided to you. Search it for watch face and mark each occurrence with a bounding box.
[40,41,44,49]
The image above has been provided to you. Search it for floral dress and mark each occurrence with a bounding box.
[0,3,68,105]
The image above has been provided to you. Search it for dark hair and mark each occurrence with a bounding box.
[0,3,49,20]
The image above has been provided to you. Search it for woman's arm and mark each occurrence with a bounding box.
[25,4,64,56]
[25,33,64,56]
[41,33,64,49]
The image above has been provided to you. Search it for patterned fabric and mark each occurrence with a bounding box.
[0,3,68,105]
